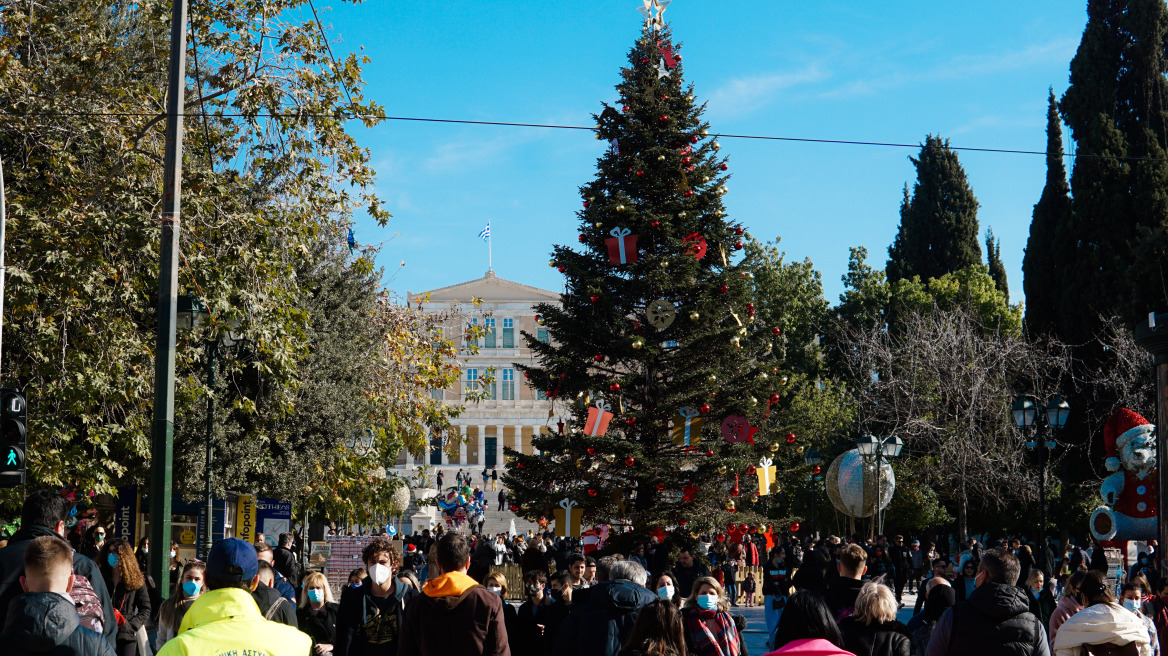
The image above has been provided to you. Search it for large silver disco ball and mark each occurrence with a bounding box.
[825,448,895,518]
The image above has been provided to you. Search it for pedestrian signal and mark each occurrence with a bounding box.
[0,389,27,487]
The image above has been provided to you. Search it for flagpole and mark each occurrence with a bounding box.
[488,220,493,271]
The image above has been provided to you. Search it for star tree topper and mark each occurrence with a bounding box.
[637,0,671,33]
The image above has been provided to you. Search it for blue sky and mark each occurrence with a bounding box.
[325,1,1087,305]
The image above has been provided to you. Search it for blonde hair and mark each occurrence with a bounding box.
[853,580,897,625]
[1026,569,1045,588]
[299,571,335,608]
[684,576,729,613]
[484,571,508,597]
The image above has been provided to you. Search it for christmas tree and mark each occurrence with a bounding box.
[505,3,797,542]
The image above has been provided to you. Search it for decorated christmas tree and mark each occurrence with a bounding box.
[505,2,799,542]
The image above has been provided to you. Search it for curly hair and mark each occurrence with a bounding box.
[362,536,399,567]
[104,538,145,591]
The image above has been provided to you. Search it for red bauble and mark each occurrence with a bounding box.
[622,105,629,112]
[583,200,590,208]
[590,295,600,303]
[719,285,729,293]
[641,57,649,64]
[812,465,821,474]
[691,135,699,143]
[746,465,756,475]
[624,456,636,466]
[510,504,519,512]
[720,163,728,171]
[661,94,669,100]
[716,533,726,542]
[578,234,586,242]
[651,220,660,227]
[636,170,644,176]
[769,393,780,403]
[699,404,711,414]
[625,417,636,427]
[789,522,800,532]
[785,432,796,443]
[674,53,682,62]
[659,115,669,122]
[588,488,598,496]
[734,241,744,250]
[587,447,597,456]
[679,518,688,526]
[609,383,621,392]
[726,522,736,532]
[517,462,527,469]
[558,266,566,273]
[684,190,694,197]
[739,523,749,532]
[704,449,715,457]
[682,156,691,165]
[735,227,744,236]
[656,482,666,491]
[747,303,755,310]
[772,327,782,336]
[594,353,605,362]
[730,486,739,496]
[728,507,737,514]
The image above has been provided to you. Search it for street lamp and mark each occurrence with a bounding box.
[178,292,246,558]
[345,429,376,457]
[804,449,823,539]
[1010,395,1068,544]
[856,434,902,536]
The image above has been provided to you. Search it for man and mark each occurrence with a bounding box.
[915,558,953,613]
[673,548,708,599]
[825,543,867,623]
[889,534,911,606]
[4,536,114,656]
[255,532,266,547]
[566,554,589,589]
[255,542,297,602]
[553,560,656,656]
[337,536,416,655]
[514,569,554,656]
[498,488,508,512]
[272,532,301,588]
[156,537,309,656]
[910,539,925,588]
[253,561,298,627]
[906,577,952,635]
[0,490,116,648]
[398,532,509,655]
[582,557,598,586]
[924,548,1051,656]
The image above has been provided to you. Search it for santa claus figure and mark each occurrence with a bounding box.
[1090,408,1158,541]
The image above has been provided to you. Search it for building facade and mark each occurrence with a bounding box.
[397,270,559,470]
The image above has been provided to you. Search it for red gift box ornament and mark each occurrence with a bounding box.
[721,415,759,445]
[584,399,614,437]
[683,233,708,260]
[605,226,638,265]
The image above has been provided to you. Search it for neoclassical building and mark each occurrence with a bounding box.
[397,270,560,470]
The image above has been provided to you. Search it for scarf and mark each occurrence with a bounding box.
[685,608,740,656]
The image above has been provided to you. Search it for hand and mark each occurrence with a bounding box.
[536,624,545,636]
[314,644,333,655]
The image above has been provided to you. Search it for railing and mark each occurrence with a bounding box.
[487,563,769,603]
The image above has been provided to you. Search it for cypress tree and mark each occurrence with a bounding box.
[986,228,1009,303]
[1023,90,1072,337]
[887,135,982,284]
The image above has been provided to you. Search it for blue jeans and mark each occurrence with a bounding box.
[764,595,784,643]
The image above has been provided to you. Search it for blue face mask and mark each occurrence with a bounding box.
[107,554,119,568]
[182,581,201,597]
[697,594,719,610]
[307,589,325,603]
[350,583,362,589]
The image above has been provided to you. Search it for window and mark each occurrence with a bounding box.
[430,388,444,401]
[466,318,478,348]
[431,326,444,349]
[466,369,478,400]
[536,389,548,401]
[484,318,496,348]
[502,318,514,348]
[430,435,442,465]
[537,328,549,344]
[501,369,515,401]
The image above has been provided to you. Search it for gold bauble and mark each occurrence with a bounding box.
[769,442,779,453]
[758,372,769,380]
[690,311,700,322]
[632,338,645,349]
[660,259,669,268]
[717,185,728,195]
[749,396,757,405]
[765,342,773,351]
[604,454,616,463]
[757,523,768,533]
[575,458,584,468]
[616,204,626,211]
[797,446,805,454]
[686,94,695,102]
[658,154,666,161]
[708,374,717,383]
[714,210,724,218]
[724,500,736,511]
[678,211,687,218]
[701,176,710,183]
[780,376,789,386]
[748,496,758,504]
[712,141,721,151]
[701,128,709,137]
[549,260,557,268]
[594,222,603,228]
[718,465,728,474]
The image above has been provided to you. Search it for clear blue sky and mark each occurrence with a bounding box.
[325,1,1087,305]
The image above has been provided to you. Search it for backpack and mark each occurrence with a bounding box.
[71,571,106,634]
[264,596,286,621]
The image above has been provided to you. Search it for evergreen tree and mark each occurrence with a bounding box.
[1023,90,1073,337]
[985,228,1009,303]
[505,20,796,538]
[886,136,982,285]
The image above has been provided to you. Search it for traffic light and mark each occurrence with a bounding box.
[0,388,27,488]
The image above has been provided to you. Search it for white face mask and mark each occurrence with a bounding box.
[368,563,392,586]
[487,586,502,595]
[657,585,674,600]
[170,550,176,559]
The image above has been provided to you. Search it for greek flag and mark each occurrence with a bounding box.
[478,223,491,241]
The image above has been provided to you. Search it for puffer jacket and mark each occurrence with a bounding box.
[154,587,311,656]
[839,617,911,656]
[1048,595,1083,645]
[554,578,658,656]
[3,591,114,656]
[1051,602,1151,656]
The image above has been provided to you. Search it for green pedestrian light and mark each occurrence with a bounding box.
[2,446,22,468]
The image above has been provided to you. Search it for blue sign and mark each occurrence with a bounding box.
[114,487,138,546]
[255,498,292,546]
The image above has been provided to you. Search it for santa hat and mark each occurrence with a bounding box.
[406,544,416,553]
[1104,407,1153,472]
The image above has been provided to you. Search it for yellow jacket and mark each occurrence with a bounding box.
[156,587,311,656]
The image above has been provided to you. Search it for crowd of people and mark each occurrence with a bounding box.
[2,487,1166,656]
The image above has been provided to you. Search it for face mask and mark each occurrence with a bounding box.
[350,583,363,589]
[697,594,719,610]
[537,544,546,553]
[182,581,201,597]
[1124,599,1142,613]
[170,550,176,559]
[657,585,674,600]
[487,586,502,595]
[95,535,105,544]
[368,563,392,586]
[141,548,148,555]
[526,584,542,596]
[107,554,119,568]
[307,589,325,603]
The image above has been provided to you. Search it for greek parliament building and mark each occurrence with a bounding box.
[396,270,559,470]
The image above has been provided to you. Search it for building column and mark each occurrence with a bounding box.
[514,425,523,457]
[405,445,414,467]
[531,425,542,456]
[478,425,487,466]
[459,425,468,465]
[440,430,449,465]
[497,424,506,466]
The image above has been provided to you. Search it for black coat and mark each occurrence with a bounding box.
[513,598,553,656]
[825,577,865,623]
[335,577,416,656]
[108,580,151,645]
[839,617,911,656]
[273,546,301,587]
[947,582,1043,656]
[553,579,658,656]
[297,601,339,648]
[251,582,298,628]
[0,525,117,648]
[3,591,114,656]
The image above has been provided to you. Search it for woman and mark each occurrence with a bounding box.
[1025,569,1057,628]
[167,542,182,591]
[1121,583,1161,656]
[619,599,688,656]
[485,571,519,654]
[908,583,954,656]
[763,547,796,641]
[654,571,682,607]
[1052,571,1151,656]
[682,576,741,656]
[1049,570,1088,645]
[155,561,205,650]
[838,580,910,656]
[297,571,339,654]
[101,538,153,656]
[396,569,421,593]
[764,590,851,655]
[867,547,893,581]
[494,535,509,566]
[953,560,978,602]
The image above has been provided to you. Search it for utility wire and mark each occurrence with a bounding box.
[305,0,355,108]
[2,109,1164,163]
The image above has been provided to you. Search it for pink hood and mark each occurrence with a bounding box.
[764,638,857,656]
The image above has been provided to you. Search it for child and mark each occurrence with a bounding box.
[742,571,757,607]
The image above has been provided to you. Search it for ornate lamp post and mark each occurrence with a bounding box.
[1010,395,1068,543]
[804,449,823,539]
[857,434,903,536]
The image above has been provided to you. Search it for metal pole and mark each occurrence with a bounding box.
[1038,432,1047,546]
[0,155,7,375]
[1134,312,1168,575]
[149,0,188,600]
[203,341,215,558]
